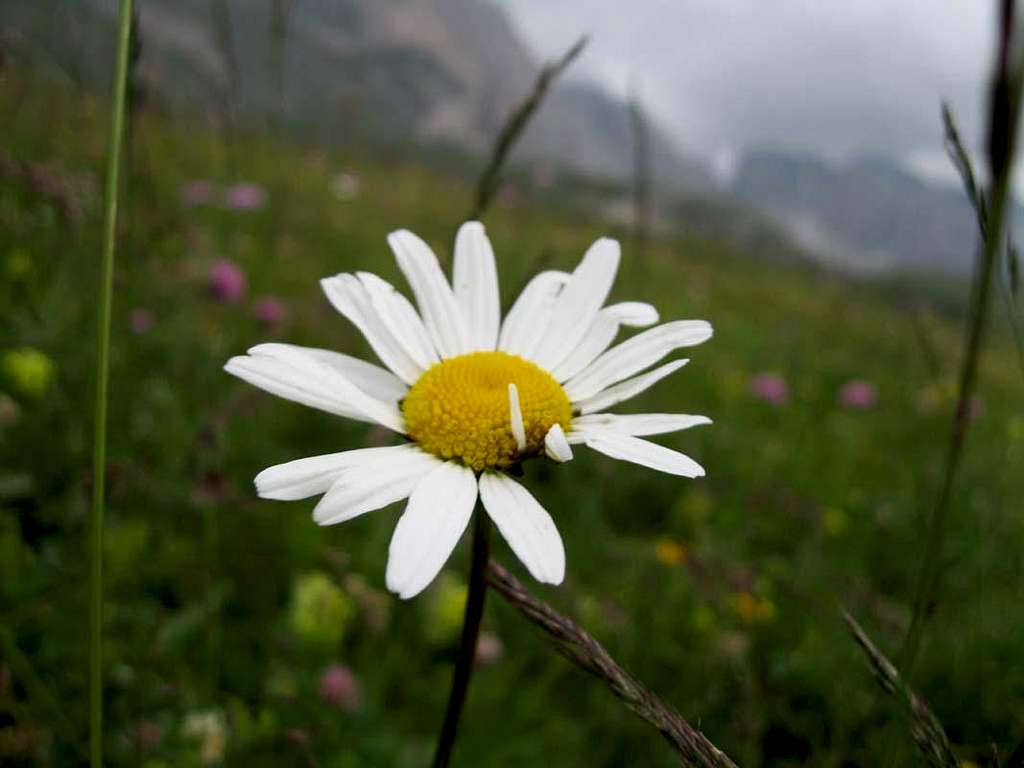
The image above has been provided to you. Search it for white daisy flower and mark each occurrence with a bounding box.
[225,222,712,599]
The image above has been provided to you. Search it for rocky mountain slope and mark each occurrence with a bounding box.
[0,0,711,191]
[730,150,1015,275]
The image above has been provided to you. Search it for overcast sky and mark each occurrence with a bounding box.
[508,1,997,186]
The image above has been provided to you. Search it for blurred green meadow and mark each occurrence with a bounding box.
[2,69,1024,767]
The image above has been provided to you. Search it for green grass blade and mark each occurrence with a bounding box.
[90,1,135,765]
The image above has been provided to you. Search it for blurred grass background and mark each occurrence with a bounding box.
[2,63,1024,767]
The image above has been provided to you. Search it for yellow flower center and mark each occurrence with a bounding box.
[402,351,572,471]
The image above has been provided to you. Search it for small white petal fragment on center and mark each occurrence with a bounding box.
[544,423,573,463]
[508,382,527,453]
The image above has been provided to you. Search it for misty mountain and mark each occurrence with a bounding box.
[730,150,998,275]
[0,0,711,192]
[3,1,1002,278]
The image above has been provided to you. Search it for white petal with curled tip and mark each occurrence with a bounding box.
[573,359,688,415]
[543,423,573,463]
[385,462,478,599]
[224,345,405,432]
[606,301,659,327]
[357,272,440,371]
[583,433,705,478]
[321,274,423,384]
[314,448,442,526]
[388,229,470,359]
[565,320,712,402]
[498,270,571,357]
[249,343,408,404]
[255,444,422,501]
[569,413,712,441]
[479,472,565,585]
[531,238,621,371]
[453,221,500,351]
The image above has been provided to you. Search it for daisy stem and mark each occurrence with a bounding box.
[431,511,491,768]
[90,1,134,764]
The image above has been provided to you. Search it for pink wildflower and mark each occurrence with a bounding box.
[129,308,154,334]
[208,259,246,304]
[319,664,361,712]
[749,373,789,406]
[838,380,877,410]
[224,183,267,211]
[254,296,288,329]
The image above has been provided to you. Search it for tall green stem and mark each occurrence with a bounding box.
[431,512,491,768]
[900,0,1022,674]
[90,2,134,765]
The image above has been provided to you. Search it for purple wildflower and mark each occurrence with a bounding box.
[838,380,877,410]
[319,664,361,712]
[208,259,246,304]
[224,183,267,211]
[254,296,288,329]
[129,308,154,334]
[749,373,789,406]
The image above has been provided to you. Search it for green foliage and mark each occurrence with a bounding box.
[1,72,1022,766]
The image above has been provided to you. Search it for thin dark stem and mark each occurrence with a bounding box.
[900,0,1022,673]
[487,560,738,768]
[431,512,492,768]
[629,82,652,264]
[942,102,1024,379]
[467,36,588,223]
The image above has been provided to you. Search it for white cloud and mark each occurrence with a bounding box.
[507,1,996,175]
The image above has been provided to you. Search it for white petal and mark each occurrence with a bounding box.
[530,238,621,371]
[584,433,705,478]
[358,272,440,371]
[388,229,470,358]
[255,445,420,501]
[385,462,478,599]
[508,383,527,452]
[606,301,659,327]
[574,359,689,415]
[498,270,571,357]
[570,413,712,441]
[565,320,712,402]
[549,310,619,383]
[225,346,405,432]
[249,343,407,403]
[543,423,573,463]
[550,301,662,383]
[321,274,423,384]
[479,472,565,585]
[453,221,500,351]
[314,448,441,526]
[550,302,662,382]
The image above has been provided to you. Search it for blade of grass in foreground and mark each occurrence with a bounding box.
[844,613,957,768]
[90,1,134,764]
[900,0,1024,673]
